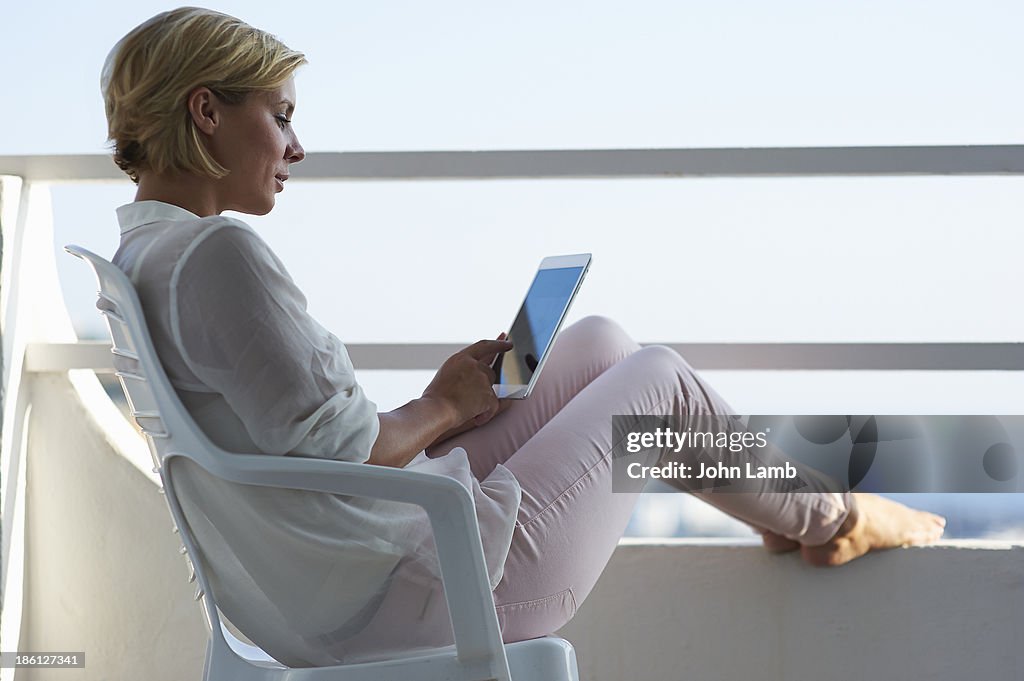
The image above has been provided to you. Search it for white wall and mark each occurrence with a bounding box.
[13,375,1024,680]
[19,373,207,681]
[558,539,1024,681]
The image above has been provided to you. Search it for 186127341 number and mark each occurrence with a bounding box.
[1,652,85,668]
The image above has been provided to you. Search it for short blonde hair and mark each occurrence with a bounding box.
[102,7,306,184]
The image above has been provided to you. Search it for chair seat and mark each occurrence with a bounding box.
[224,623,578,680]
[505,637,580,681]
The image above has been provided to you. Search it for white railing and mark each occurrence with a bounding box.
[5,145,1024,181]
[3,146,1024,374]
[20,339,1024,373]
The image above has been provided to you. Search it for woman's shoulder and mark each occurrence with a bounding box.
[181,214,264,250]
[115,211,269,287]
[173,214,277,271]
[168,215,300,305]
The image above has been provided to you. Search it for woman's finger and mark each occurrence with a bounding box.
[465,339,513,360]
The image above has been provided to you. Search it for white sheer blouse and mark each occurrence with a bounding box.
[112,200,520,666]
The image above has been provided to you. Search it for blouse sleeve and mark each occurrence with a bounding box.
[170,220,379,462]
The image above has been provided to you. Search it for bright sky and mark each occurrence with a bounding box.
[6,1,1024,153]
[4,1,1023,413]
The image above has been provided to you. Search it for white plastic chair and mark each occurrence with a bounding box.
[66,244,580,681]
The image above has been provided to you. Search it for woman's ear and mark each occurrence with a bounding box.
[186,87,218,136]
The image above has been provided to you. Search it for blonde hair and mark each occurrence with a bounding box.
[102,7,306,184]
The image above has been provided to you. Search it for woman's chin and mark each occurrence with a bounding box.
[234,196,276,216]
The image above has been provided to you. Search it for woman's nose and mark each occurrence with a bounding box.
[287,136,305,164]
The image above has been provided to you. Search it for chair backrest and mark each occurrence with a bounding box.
[64,244,242,658]
[64,245,221,465]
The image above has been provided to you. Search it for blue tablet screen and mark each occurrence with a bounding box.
[494,266,585,388]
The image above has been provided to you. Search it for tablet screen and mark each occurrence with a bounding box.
[493,265,586,389]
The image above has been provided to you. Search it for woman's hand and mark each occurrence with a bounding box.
[761,493,946,567]
[368,336,512,468]
[422,337,513,429]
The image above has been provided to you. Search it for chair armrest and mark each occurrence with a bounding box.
[163,450,507,671]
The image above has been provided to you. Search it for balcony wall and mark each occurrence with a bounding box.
[16,371,207,681]
[10,369,1024,680]
[558,539,1023,681]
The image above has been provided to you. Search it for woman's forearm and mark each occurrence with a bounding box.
[367,396,459,468]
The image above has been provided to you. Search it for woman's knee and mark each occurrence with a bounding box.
[632,343,693,376]
[557,315,638,359]
[630,344,730,414]
[629,344,703,396]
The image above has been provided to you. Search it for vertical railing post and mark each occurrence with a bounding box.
[0,178,80,681]
[0,174,27,681]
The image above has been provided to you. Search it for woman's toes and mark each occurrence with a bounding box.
[761,530,800,553]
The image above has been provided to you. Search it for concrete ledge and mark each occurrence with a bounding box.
[557,539,1024,681]
[16,370,1024,680]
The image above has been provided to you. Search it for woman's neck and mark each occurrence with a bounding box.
[134,171,221,217]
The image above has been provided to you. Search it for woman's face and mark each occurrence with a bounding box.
[207,76,305,215]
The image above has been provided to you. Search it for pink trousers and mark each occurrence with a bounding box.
[426,316,852,643]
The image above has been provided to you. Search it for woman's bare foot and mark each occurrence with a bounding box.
[761,531,800,554]
[761,493,946,567]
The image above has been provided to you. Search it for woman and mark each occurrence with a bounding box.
[102,7,945,667]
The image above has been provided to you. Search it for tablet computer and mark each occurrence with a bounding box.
[492,253,591,399]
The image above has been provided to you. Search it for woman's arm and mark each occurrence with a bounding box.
[367,339,512,468]
[368,397,458,468]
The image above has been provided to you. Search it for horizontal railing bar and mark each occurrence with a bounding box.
[4,146,1024,182]
[348,342,1024,371]
[26,342,120,372]
[25,341,1024,373]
